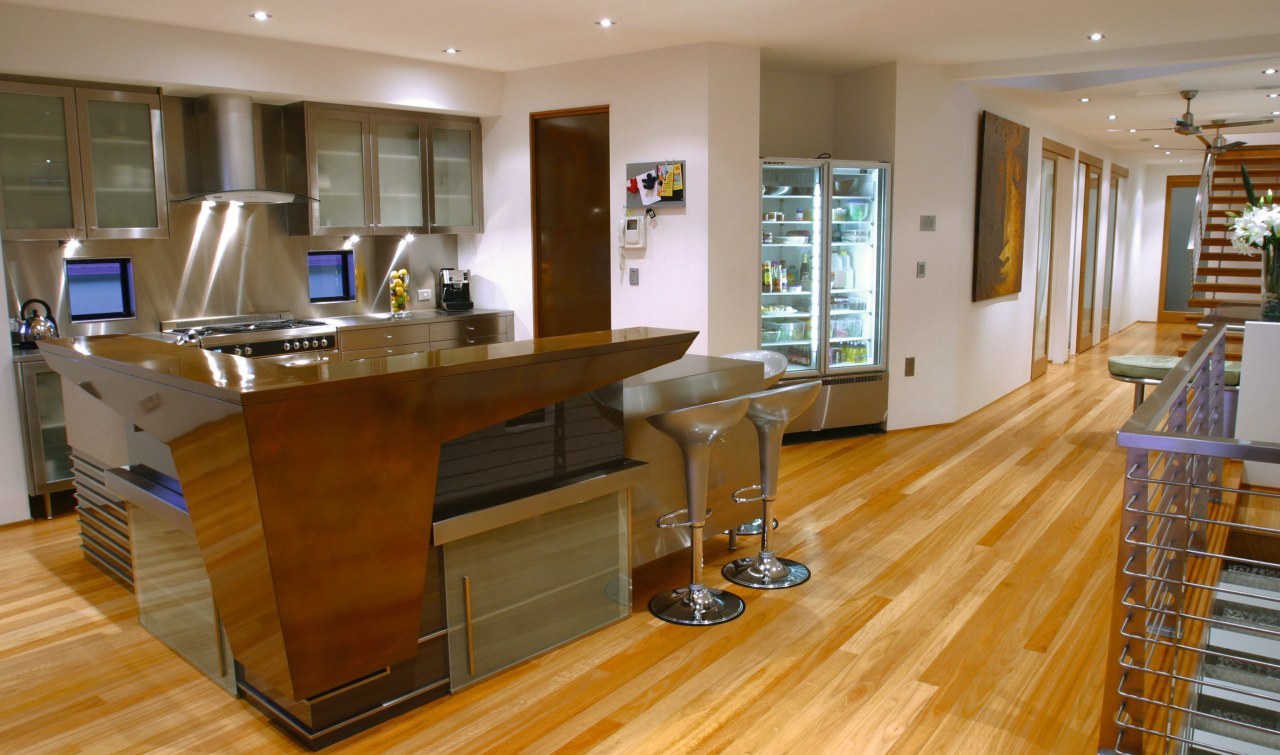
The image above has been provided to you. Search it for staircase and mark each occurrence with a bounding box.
[1179,146,1280,358]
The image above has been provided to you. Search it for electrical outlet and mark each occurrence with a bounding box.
[919,215,936,232]
[916,261,926,278]
[629,267,639,286]
[905,356,916,377]
[417,288,432,301]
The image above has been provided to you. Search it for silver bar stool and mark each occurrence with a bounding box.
[719,350,788,551]
[646,395,750,626]
[723,380,820,589]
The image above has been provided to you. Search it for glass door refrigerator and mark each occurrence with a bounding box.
[759,158,891,431]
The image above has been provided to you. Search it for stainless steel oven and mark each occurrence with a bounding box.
[14,352,75,518]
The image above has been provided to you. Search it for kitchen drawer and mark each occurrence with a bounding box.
[430,334,503,351]
[340,343,429,362]
[430,316,503,342]
[338,322,434,352]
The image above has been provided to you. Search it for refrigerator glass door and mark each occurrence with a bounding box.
[826,164,885,372]
[760,161,823,376]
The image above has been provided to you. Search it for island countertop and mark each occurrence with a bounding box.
[39,326,696,704]
[37,326,692,406]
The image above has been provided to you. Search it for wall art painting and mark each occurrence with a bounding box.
[973,111,1030,302]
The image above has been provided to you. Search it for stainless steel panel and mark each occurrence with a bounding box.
[430,316,502,341]
[4,203,461,338]
[15,358,74,497]
[783,372,888,432]
[339,320,433,351]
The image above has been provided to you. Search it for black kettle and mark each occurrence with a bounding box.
[17,299,58,349]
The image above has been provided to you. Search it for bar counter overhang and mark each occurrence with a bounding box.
[38,327,696,701]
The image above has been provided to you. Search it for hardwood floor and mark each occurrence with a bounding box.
[0,323,1182,753]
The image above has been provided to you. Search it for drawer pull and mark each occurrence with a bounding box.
[465,324,476,331]
[463,576,476,676]
[385,334,394,340]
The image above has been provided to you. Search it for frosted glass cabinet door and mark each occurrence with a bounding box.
[0,82,83,240]
[428,121,482,233]
[78,89,168,238]
[373,118,426,229]
[311,110,371,232]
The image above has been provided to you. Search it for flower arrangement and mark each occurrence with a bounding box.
[1228,166,1280,321]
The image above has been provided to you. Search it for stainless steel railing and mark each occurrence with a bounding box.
[1100,324,1280,754]
[1188,152,1215,296]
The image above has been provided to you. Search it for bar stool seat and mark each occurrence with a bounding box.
[1108,354,1240,410]
[724,380,820,589]
[646,394,750,626]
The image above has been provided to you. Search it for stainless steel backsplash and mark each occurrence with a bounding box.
[3,201,458,337]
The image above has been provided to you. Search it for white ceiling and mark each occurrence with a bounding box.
[8,0,1280,164]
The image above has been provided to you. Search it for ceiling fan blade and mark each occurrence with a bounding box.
[1225,140,1248,150]
[1212,118,1275,129]
[1197,134,1212,148]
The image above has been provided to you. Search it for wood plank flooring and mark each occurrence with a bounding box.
[0,323,1182,753]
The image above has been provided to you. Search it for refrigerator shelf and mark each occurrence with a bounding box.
[829,309,871,316]
[762,312,812,319]
[829,336,870,344]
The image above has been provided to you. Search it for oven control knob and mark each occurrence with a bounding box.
[234,347,243,356]
[292,340,301,350]
[301,340,310,349]
[320,338,329,347]
[283,342,291,351]
[243,346,252,356]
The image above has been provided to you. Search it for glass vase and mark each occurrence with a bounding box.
[1264,241,1280,323]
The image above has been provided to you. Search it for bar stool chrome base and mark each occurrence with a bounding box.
[649,584,746,626]
[723,552,810,589]
[725,517,778,551]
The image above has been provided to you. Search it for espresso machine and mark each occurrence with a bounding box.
[437,268,474,312]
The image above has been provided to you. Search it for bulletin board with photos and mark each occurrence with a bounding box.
[625,161,686,209]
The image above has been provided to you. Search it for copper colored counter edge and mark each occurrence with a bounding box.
[43,328,696,701]
[37,326,696,406]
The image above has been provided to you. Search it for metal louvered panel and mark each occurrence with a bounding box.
[71,450,133,590]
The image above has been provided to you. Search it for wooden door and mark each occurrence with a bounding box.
[1075,154,1103,354]
[1031,150,1058,380]
[531,107,610,338]
[1157,175,1201,323]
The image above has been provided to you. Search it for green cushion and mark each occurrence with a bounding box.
[1108,354,1240,386]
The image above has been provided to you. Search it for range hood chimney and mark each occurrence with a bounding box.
[178,93,309,204]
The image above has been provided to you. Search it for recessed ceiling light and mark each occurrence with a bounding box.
[1265,68,1278,75]
[1165,151,1172,155]
[595,18,615,27]
[1079,97,1090,103]
[1269,93,1279,98]
[1107,114,1117,120]
[1153,144,1161,148]
[1178,159,1185,163]
[1128,128,1137,133]
[442,48,460,54]
[250,10,272,21]
[1273,111,1280,116]
[1088,33,1105,42]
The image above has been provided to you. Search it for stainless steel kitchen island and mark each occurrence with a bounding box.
[39,326,694,748]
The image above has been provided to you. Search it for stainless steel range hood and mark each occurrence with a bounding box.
[172,93,313,204]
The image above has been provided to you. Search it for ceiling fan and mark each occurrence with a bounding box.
[1169,89,1273,136]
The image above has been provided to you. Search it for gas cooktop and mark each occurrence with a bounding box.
[168,318,337,358]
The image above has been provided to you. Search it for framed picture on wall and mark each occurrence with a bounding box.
[973,111,1030,302]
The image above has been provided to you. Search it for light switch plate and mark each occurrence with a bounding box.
[417,288,432,301]
[920,215,936,232]
[629,267,639,286]
[916,261,926,278]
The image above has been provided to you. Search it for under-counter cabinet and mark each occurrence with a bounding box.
[284,102,481,236]
[0,79,168,240]
[337,311,510,361]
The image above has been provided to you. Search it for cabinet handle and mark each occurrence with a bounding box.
[385,334,394,340]
[463,576,476,676]
[465,324,475,331]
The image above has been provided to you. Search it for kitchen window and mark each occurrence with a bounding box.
[65,257,135,322]
[307,250,356,303]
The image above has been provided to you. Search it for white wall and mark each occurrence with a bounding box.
[834,64,897,163]
[840,63,1143,429]
[0,3,502,115]
[0,240,30,524]
[760,72,835,158]
[459,44,762,355]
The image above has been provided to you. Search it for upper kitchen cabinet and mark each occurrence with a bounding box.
[0,79,168,241]
[285,102,481,236]
[427,120,482,234]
